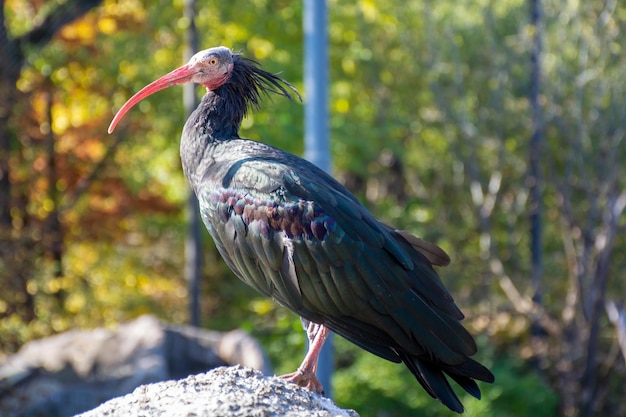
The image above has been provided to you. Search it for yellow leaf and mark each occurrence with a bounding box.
[65,293,87,314]
[248,37,274,60]
[61,19,97,43]
[334,98,350,114]
[98,17,117,34]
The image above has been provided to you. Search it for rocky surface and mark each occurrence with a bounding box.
[77,365,359,417]
[0,315,270,417]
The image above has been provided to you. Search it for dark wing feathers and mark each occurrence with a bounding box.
[395,229,451,267]
[197,155,492,412]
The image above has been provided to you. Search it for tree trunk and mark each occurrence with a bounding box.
[578,191,626,417]
[0,5,23,230]
[528,0,543,311]
[183,0,202,327]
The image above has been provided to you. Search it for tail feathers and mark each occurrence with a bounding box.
[402,354,464,413]
[448,374,481,400]
[401,353,494,414]
[444,357,495,383]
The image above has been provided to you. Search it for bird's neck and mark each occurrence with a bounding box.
[180,87,247,188]
[184,89,245,140]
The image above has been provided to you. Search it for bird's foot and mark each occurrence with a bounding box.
[280,322,330,395]
[280,369,324,395]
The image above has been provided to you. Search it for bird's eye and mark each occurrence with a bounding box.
[209,58,218,65]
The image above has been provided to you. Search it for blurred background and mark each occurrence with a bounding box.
[1,0,625,416]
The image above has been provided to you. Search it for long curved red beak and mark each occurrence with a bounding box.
[108,64,195,134]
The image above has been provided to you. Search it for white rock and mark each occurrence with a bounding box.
[76,365,359,417]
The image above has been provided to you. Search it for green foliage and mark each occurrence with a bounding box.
[333,337,557,417]
[0,226,189,351]
[487,356,559,417]
[223,308,559,417]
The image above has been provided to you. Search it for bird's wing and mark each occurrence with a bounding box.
[198,156,476,365]
[394,229,451,267]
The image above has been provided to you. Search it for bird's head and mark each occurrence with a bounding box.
[108,46,300,134]
[108,46,235,133]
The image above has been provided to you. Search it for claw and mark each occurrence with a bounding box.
[281,369,325,394]
[279,322,330,395]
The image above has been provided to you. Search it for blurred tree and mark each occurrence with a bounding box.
[415,1,626,416]
[0,0,104,342]
[541,2,626,415]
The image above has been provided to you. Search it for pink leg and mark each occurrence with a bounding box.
[281,322,331,394]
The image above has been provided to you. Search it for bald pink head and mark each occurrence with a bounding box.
[108,46,234,134]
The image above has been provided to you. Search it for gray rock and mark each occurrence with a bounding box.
[76,365,359,417]
[0,315,270,417]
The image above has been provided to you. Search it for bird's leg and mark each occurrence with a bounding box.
[280,321,330,394]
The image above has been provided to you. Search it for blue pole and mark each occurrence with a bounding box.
[304,0,330,172]
[303,0,333,397]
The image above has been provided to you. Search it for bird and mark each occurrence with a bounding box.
[108,45,494,413]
